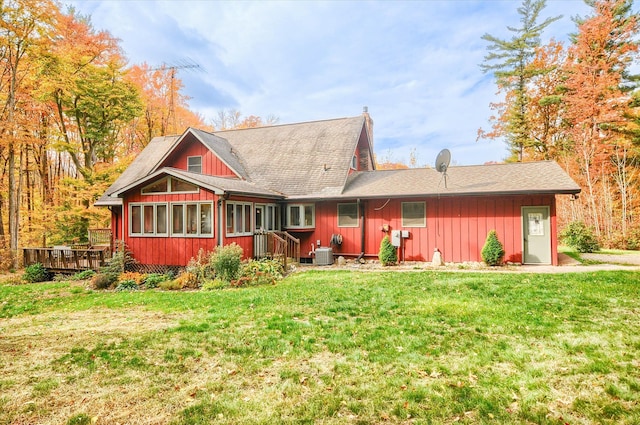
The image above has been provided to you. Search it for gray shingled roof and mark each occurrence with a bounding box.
[95,135,180,206]
[186,128,249,179]
[327,161,580,200]
[110,167,282,198]
[97,117,580,207]
[213,116,366,196]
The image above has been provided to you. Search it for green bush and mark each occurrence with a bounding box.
[560,221,599,253]
[378,235,397,266]
[115,280,138,292]
[481,230,505,266]
[70,270,96,280]
[201,278,229,291]
[159,279,184,291]
[210,243,244,282]
[23,263,52,283]
[143,273,171,289]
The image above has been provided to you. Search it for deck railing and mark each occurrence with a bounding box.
[23,247,109,272]
[253,231,300,269]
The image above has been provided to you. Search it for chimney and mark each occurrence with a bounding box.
[362,106,374,151]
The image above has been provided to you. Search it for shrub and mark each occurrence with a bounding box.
[201,278,229,291]
[91,273,116,290]
[186,249,215,285]
[159,279,184,291]
[481,230,505,266]
[560,221,599,253]
[143,273,171,289]
[70,270,96,280]
[23,263,52,283]
[115,280,139,292]
[378,235,397,266]
[118,271,147,285]
[236,259,284,287]
[210,243,243,282]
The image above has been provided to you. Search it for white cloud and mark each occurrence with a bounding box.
[67,0,598,165]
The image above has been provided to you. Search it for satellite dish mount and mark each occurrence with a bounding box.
[435,149,451,188]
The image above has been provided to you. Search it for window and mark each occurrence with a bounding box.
[226,202,252,236]
[402,202,426,227]
[170,202,214,237]
[351,155,357,170]
[287,204,315,228]
[142,177,198,195]
[129,203,168,236]
[266,204,281,231]
[338,203,359,227]
[187,156,202,173]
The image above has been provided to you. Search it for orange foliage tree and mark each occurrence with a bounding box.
[562,0,639,241]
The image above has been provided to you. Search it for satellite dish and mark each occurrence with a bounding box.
[434,149,451,188]
[435,149,451,173]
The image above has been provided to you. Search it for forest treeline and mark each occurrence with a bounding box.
[0,1,276,269]
[479,0,640,248]
[1,0,639,270]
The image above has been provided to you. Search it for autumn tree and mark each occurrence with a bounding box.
[562,0,639,240]
[126,63,209,151]
[480,0,561,161]
[213,108,279,130]
[0,0,56,268]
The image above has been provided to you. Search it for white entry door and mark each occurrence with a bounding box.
[522,206,551,264]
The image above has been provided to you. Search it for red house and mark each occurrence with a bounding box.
[96,111,580,268]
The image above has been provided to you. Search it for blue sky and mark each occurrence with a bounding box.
[67,0,595,166]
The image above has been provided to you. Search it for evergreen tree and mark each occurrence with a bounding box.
[480,0,561,161]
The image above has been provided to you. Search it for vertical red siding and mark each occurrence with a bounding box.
[299,194,558,265]
[160,136,237,176]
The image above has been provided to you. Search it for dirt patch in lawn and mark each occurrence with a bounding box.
[0,308,197,425]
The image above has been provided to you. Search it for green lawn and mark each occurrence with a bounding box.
[1,270,639,424]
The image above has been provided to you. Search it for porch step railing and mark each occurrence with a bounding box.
[253,231,300,270]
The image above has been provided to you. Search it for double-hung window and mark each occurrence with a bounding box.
[130,203,168,236]
[286,204,315,228]
[187,156,202,173]
[337,203,359,227]
[226,202,252,236]
[401,202,426,227]
[170,202,213,237]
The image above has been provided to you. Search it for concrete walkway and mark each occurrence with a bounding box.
[303,252,640,274]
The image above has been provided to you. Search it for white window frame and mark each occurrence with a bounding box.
[226,201,253,237]
[129,202,169,236]
[187,156,202,173]
[401,201,426,227]
[286,204,315,229]
[141,177,199,195]
[170,202,214,237]
[337,203,359,227]
[351,155,357,170]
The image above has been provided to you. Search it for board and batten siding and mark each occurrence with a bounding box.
[299,194,557,265]
[160,137,237,177]
[123,189,219,266]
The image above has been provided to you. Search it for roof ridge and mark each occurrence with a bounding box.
[212,115,364,134]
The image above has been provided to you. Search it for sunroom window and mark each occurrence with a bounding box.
[171,202,214,237]
[142,177,198,195]
[129,203,168,236]
[226,202,252,236]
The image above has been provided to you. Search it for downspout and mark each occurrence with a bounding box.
[357,198,365,261]
[217,196,224,247]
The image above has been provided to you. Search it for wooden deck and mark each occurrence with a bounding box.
[23,247,110,273]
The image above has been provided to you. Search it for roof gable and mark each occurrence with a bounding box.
[154,128,248,179]
[213,116,367,196]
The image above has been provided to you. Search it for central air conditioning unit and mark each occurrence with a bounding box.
[315,247,334,266]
